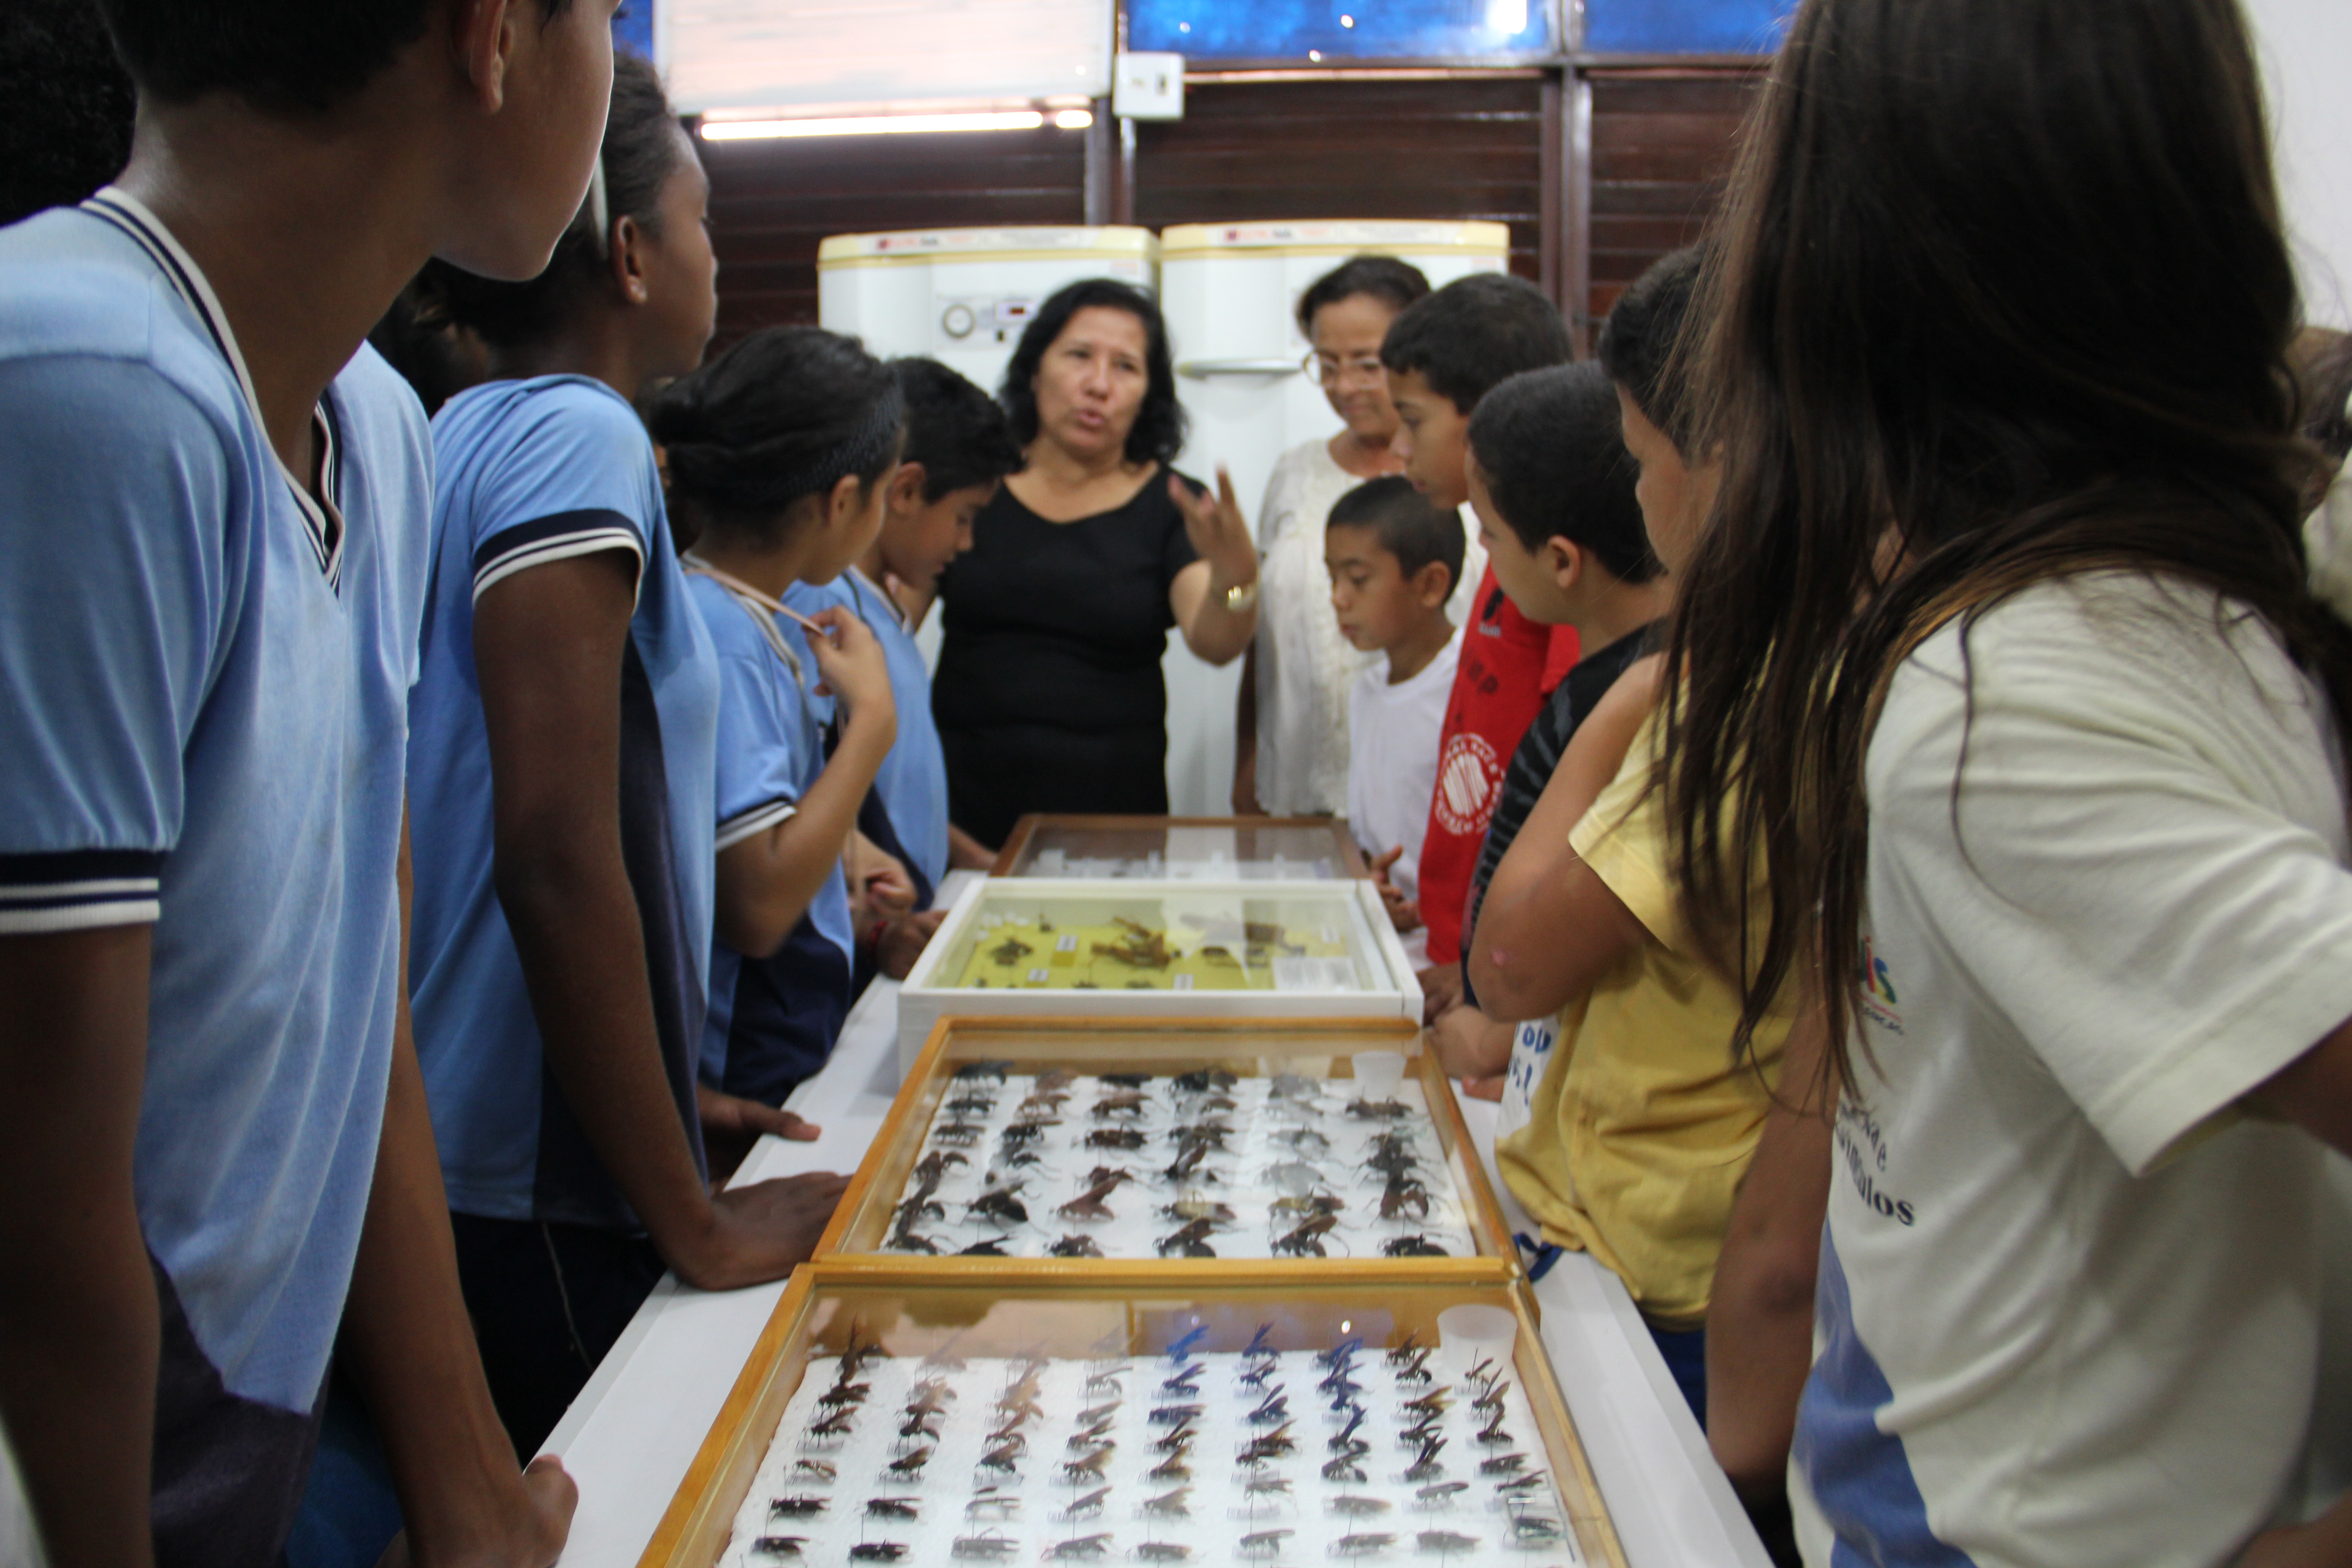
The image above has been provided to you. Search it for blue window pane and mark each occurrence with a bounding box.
[614,0,655,59]
[1584,0,1789,54]
[1128,0,1552,60]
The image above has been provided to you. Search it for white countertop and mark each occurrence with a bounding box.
[540,874,1771,1568]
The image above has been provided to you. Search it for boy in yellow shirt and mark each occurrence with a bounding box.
[1467,247,1789,1424]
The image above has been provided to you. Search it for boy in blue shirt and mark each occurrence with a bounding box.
[0,0,605,1561]
[792,357,1023,980]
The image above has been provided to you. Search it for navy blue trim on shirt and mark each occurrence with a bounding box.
[0,848,166,934]
[471,508,645,604]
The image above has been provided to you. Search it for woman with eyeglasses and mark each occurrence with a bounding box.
[1237,256,1485,815]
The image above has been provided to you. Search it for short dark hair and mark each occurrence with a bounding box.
[1470,363,1661,583]
[1327,475,1465,598]
[1595,245,1709,454]
[0,0,135,224]
[1378,273,1573,414]
[893,358,1023,501]
[1294,255,1432,338]
[649,326,903,546]
[418,52,681,351]
[92,0,569,116]
[1000,278,1186,467]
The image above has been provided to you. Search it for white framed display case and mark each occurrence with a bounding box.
[893,879,1424,1076]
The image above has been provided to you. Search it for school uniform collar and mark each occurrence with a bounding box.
[81,186,345,591]
[846,564,908,632]
[681,553,809,685]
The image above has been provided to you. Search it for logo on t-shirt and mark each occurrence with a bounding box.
[1836,1098,1916,1226]
[1432,731,1502,836]
[1857,936,1903,1036]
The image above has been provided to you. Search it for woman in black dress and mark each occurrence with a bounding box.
[934,279,1259,846]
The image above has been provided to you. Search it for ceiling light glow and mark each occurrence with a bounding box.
[701,110,1050,141]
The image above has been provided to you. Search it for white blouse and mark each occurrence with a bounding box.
[1251,437,1486,816]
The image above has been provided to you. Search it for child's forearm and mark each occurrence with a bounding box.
[714,712,894,958]
[948,822,1001,871]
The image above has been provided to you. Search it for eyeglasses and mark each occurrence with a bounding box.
[1306,351,1388,387]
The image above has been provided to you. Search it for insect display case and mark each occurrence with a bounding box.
[894,880,1422,1074]
[636,1267,1625,1568]
[993,816,1371,882]
[823,1018,1519,1279]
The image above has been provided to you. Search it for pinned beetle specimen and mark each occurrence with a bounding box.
[1378,1176,1432,1222]
[848,1546,906,1563]
[1048,1233,1104,1258]
[1381,1234,1448,1259]
[966,1182,1029,1225]
[1155,1218,1217,1258]
[1086,1128,1147,1151]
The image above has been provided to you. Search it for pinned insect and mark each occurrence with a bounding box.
[1063,1446,1116,1480]
[1329,1407,1370,1452]
[1378,1176,1433,1223]
[1247,1391,1290,1426]
[1332,1495,1393,1518]
[1049,1234,1104,1258]
[1266,1159,1324,1192]
[931,1120,986,1147]
[848,1546,907,1563]
[965,1487,1020,1521]
[1273,1126,1331,1156]
[1366,1132,1422,1175]
[1236,1421,1296,1463]
[1045,1535,1112,1560]
[1146,1450,1191,1483]
[790,1457,836,1482]
[1147,1403,1203,1427]
[1475,1408,1512,1447]
[886,1447,933,1478]
[913,1149,968,1181]
[1160,1362,1205,1396]
[1160,1142,1216,1185]
[951,1534,1019,1560]
[978,1440,1024,1474]
[942,1095,997,1118]
[893,1194,946,1228]
[1135,1546,1191,1563]
[1479,1451,1529,1476]
[1404,1436,1448,1482]
[1056,1171,1131,1220]
[1399,1415,1444,1446]
[999,1119,1056,1148]
[866,1498,920,1520]
[898,1411,943,1442]
[1151,1419,1197,1453]
[1414,1482,1470,1506]
[985,935,1034,965]
[1166,1324,1209,1361]
[749,1538,806,1559]
[1244,1475,1293,1499]
[1155,1218,1217,1258]
[954,1060,1010,1083]
[1141,1486,1192,1518]
[1099,1071,1152,1089]
[1273,1213,1340,1257]
[1346,1098,1411,1121]
[817,1377,871,1410]
[1382,1234,1447,1258]
[1415,1531,1480,1555]
[1159,1198,1235,1226]
[1401,1388,1452,1418]
[958,1239,1011,1257]
[966,1181,1029,1225]
[1271,1192,1345,1219]
[767,1497,828,1519]
[808,1407,857,1437]
[1323,1455,1367,1484]
[1316,1337,1365,1369]
[1086,1127,1147,1151]
[1093,916,1171,969]
[1318,1366,1364,1403]
[1171,1068,1237,1095]
[1090,1091,1148,1119]
[1239,1529,1294,1556]
[1083,1368,1126,1398]
[1061,1485,1112,1519]
[1509,1515,1565,1544]
[1391,1344,1438,1385]
[1333,1534,1399,1557]
[887,1220,943,1254]
[1494,1472,1549,1497]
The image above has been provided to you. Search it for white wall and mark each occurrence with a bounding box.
[2246,0,2352,324]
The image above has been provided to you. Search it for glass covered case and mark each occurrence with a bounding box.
[992,816,1368,882]
[821,1018,1518,1277]
[894,880,1421,1074]
[637,1268,1625,1568]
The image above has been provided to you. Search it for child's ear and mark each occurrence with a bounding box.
[828,472,867,530]
[1412,559,1455,609]
[887,461,927,515]
[1545,537,1586,594]
[610,213,649,305]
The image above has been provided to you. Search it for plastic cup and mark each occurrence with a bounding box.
[1351,1051,1407,1098]
[1437,1303,1519,1381]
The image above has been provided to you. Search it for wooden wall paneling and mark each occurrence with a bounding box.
[701,125,1089,342]
[1539,72,1563,305]
[1583,67,1761,326]
[1130,76,1549,283]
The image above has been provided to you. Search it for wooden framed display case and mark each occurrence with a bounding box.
[820,1016,1520,1281]
[993,815,1372,881]
[637,1265,1626,1568]
[894,878,1423,1074]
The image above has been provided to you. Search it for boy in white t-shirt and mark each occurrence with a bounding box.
[1328,475,1466,939]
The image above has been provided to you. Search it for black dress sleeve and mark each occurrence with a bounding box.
[1161,467,1206,600]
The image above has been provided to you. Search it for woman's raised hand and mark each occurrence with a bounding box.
[1171,467,1259,587]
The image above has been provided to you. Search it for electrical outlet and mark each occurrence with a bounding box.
[1113,50,1185,121]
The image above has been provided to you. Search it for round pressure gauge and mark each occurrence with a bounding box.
[941,303,977,339]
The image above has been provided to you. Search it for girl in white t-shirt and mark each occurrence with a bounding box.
[1656,0,2352,1564]
[1240,255,1487,814]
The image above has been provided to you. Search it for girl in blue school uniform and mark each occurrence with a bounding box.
[648,327,907,1107]
[789,356,1024,983]
[406,56,848,1460]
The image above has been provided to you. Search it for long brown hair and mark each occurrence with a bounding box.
[1660,0,2347,1095]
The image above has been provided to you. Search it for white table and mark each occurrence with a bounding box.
[543,875,1771,1568]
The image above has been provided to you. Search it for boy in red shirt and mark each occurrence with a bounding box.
[1379,274,1578,997]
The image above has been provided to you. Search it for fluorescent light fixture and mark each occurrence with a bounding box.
[702,109,1052,141]
[1488,0,1530,32]
[1054,108,1096,129]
